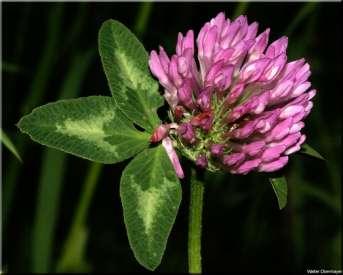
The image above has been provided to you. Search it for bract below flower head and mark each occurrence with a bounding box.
[149,12,316,175]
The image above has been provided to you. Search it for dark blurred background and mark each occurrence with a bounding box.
[2,2,341,273]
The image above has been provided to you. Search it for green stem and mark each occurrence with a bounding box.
[188,169,205,273]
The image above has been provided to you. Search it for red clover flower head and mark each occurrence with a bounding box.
[149,12,316,177]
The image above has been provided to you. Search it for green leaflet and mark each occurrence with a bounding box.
[1,128,22,162]
[300,143,325,161]
[98,19,164,132]
[269,176,288,210]
[120,145,181,270]
[17,96,150,164]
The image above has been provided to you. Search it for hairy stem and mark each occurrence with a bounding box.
[188,169,205,273]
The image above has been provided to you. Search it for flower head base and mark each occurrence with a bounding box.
[149,12,315,175]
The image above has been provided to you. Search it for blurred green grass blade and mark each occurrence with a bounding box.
[331,232,341,269]
[269,176,288,210]
[57,225,90,272]
[232,2,249,19]
[311,95,340,193]
[60,4,89,55]
[287,159,306,268]
[286,6,318,60]
[300,143,325,161]
[3,142,25,228]
[21,4,64,115]
[4,3,92,235]
[297,183,341,214]
[59,50,96,99]
[285,7,339,269]
[285,2,318,36]
[31,49,95,273]
[31,150,66,272]
[242,178,267,250]
[287,4,340,193]
[3,4,65,231]
[6,5,31,92]
[133,2,153,38]
[56,162,102,272]
[1,128,22,162]
[2,62,22,74]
